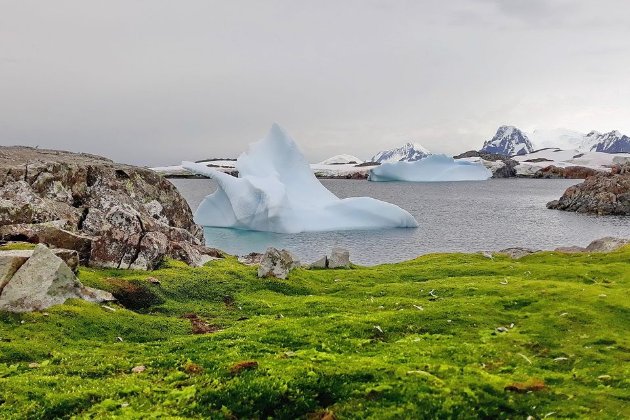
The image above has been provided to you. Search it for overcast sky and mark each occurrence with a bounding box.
[1,0,629,165]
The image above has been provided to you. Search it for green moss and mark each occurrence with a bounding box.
[1,247,629,418]
[0,243,37,251]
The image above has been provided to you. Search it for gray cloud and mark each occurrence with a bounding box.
[1,0,629,165]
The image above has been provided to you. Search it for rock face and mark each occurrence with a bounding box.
[453,151,519,178]
[583,130,630,153]
[0,146,217,269]
[547,164,630,215]
[257,248,300,279]
[0,244,114,312]
[533,165,600,179]
[481,126,534,156]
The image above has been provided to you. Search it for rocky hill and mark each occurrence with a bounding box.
[0,146,219,270]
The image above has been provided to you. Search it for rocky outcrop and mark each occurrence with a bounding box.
[0,244,114,312]
[0,146,219,269]
[555,237,629,253]
[257,248,300,279]
[453,151,519,178]
[533,165,600,179]
[547,164,630,215]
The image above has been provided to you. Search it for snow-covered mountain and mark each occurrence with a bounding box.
[480,126,534,156]
[370,142,431,163]
[317,154,363,165]
[581,130,630,153]
[526,128,630,153]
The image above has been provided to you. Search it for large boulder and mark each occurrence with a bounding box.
[547,164,630,215]
[328,247,351,268]
[0,146,210,269]
[257,248,300,279]
[0,244,114,313]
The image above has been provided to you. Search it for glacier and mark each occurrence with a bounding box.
[368,154,492,182]
[182,124,418,233]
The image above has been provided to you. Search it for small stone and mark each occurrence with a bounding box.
[147,277,160,285]
[496,327,508,333]
[131,365,146,373]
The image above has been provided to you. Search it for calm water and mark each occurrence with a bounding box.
[170,178,630,265]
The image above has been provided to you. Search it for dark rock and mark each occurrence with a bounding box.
[453,151,519,178]
[534,165,601,179]
[547,164,630,215]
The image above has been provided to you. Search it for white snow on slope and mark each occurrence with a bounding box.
[182,124,418,233]
[370,142,431,163]
[512,148,630,176]
[368,154,492,182]
[528,129,586,151]
[317,154,363,165]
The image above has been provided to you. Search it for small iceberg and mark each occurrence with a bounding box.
[368,154,492,182]
[182,124,418,233]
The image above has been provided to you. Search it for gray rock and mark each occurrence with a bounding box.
[0,146,208,270]
[0,244,114,313]
[585,237,630,252]
[0,223,93,264]
[498,247,539,259]
[0,252,29,294]
[238,252,264,266]
[309,256,328,269]
[0,247,79,274]
[328,247,350,268]
[257,248,300,279]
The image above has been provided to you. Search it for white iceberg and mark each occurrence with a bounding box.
[368,154,492,182]
[182,124,418,233]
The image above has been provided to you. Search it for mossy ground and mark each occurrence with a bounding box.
[0,245,628,419]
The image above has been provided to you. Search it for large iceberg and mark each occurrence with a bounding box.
[182,124,418,233]
[368,154,492,182]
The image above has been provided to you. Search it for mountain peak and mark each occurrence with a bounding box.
[370,142,431,163]
[480,126,533,156]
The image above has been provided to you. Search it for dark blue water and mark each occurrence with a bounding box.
[170,178,630,265]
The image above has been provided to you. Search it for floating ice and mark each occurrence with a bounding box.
[368,154,492,182]
[182,124,418,233]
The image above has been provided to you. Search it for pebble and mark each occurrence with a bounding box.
[496,327,509,333]
[131,365,146,373]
